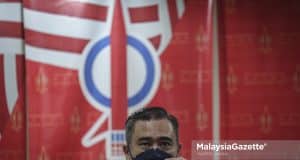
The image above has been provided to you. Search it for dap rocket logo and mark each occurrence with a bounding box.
[24,0,185,159]
[80,1,185,159]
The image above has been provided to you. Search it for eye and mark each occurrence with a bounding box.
[138,142,151,148]
[159,141,172,149]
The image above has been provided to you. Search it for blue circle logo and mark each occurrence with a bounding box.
[82,35,159,108]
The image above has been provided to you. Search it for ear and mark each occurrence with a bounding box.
[123,145,131,160]
[123,145,129,154]
[177,143,182,156]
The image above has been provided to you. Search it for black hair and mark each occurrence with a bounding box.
[125,106,179,145]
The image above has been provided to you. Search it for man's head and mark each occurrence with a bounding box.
[124,106,181,160]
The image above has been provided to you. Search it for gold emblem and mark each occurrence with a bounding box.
[11,107,23,132]
[227,66,238,94]
[293,65,300,92]
[227,113,254,127]
[38,147,50,160]
[279,113,300,127]
[195,25,208,53]
[70,106,81,133]
[35,68,48,94]
[260,106,272,134]
[259,27,272,54]
[162,64,174,91]
[53,72,77,86]
[225,0,236,14]
[196,104,208,131]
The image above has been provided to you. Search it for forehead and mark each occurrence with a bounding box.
[132,119,175,140]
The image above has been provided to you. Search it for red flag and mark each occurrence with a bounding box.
[24,0,212,159]
[0,1,26,160]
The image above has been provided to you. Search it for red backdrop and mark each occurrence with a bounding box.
[1,0,300,160]
[24,0,212,160]
[218,0,300,140]
[0,0,26,159]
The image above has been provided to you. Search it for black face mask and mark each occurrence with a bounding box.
[132,149,173,160]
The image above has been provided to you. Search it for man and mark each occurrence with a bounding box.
[123,106,186,160]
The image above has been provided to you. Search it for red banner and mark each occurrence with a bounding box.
[218,0,300,139]
[0,1,26,159]
[2,0,300,160]
[24,0,213,159]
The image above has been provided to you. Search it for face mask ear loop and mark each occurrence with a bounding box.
[128,145,135,160]
[176,143,181,157]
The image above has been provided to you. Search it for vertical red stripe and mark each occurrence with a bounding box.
[167,0,179,31]
[111,0,127,130]
[16,55,25,104]
[0,55,9,133]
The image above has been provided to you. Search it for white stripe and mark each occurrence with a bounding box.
[74,0,112,6]
[82,112,109,147]
[176,0,185,18]
[212,0,220,160]
[125,0,161,7]
[4,54,18,114]
[25,45,81,70]
[0,38,24,54]
[23,8,107,40]
[127,22,163,38]
[0,3,22,22]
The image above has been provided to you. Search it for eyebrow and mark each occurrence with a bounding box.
[137,136,173,142]
[158,136,173,142]
[137,137,152,142]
